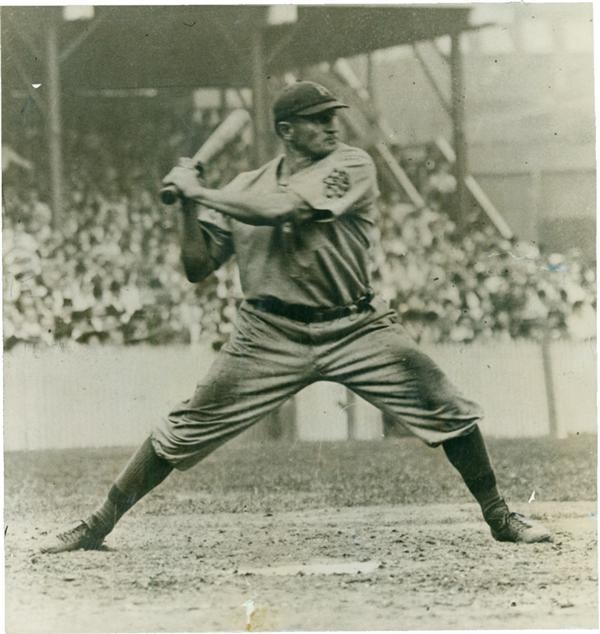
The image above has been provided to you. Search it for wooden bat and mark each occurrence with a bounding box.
[159,108,251,205]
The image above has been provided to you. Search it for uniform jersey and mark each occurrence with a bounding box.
[197,143,379,307]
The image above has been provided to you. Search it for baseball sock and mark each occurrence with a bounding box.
[86,437,173,536]
[442,426,506,520]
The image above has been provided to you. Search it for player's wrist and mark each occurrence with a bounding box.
[189,183,209,202]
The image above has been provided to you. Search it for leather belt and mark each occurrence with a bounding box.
[247,292,374,323]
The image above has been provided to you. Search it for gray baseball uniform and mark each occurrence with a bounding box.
[151,142,482,469]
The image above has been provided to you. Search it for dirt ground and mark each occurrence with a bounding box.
[5,501,596,632]
[5,439,597,632]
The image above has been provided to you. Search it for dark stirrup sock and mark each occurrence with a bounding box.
[442,426,505,518]
[86,437,174,536]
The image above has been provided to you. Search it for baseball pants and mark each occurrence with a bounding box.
[151,298,483,470]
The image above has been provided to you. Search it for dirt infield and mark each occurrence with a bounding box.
[5,502,597,632]
[5,438,598,632]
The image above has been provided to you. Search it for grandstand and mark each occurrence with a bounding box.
[3,86,595,349]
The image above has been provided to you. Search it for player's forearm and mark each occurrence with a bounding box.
[178,200,218,282]
[189,185,301,226]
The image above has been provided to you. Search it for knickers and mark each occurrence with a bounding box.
[151,298,483,469]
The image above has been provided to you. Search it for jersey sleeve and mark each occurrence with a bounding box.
[198,168,245,269]
[196,205,234,268]
[287,147,379,219]
[194,168,260,266]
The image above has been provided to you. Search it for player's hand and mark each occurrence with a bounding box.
[162,160,203,198]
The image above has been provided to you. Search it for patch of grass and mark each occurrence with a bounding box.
[5,435,596,516]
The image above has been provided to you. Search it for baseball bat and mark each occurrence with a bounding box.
[160,108,252,205]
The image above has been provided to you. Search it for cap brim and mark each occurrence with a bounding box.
[294,100,348,117]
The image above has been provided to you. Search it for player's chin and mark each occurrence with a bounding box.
[315,139,338,157]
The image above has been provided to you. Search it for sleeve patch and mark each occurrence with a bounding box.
[323,168,351,199]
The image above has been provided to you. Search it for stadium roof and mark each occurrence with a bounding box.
[2,5,472,91]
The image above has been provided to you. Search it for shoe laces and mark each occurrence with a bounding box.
[504,512,533,531]
[57,521,88,543]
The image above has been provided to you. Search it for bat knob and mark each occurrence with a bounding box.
[160,185,180,205]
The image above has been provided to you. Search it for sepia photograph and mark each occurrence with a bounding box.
[2,3,597,632]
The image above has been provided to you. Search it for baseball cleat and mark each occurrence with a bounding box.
[40,521,105,554]
[488,511,552,543]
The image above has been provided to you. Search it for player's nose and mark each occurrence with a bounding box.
[325,116,339,133]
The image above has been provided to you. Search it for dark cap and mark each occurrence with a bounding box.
[273,81,348,122]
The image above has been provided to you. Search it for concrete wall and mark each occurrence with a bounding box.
[3,341,596,451]
[473,165,595,257]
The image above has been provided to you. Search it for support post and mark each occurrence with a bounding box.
[346,389,357,440]
[531,168,542,245]
[412,43,452,116]
[541,337,561,438]
[46,17,64,226]
[250,22,270,166]
[450,31,467,231]
[366,53,376,111]
[219,87,227,118]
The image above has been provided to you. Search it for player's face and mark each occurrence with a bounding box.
[286,110,340,159]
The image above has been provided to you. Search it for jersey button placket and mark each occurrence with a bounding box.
[277,180,295,256]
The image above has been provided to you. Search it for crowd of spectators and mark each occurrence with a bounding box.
[2,104,596,349]
[3,102,247,348]
[372,195,595,343]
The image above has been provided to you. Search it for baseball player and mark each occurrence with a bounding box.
[41,81,551,554]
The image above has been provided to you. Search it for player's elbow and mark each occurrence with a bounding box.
[184,269,206,283]
[181,255,214,283]
[183,268,206,284]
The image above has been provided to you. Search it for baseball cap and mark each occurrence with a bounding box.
[273,81,348,122]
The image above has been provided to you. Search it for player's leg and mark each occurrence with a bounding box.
[40,437,174,553]
[440,426,545,542]
[41,305,315,553]
[319,308,551,543]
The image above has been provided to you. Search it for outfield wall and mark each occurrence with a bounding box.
[3,341,596,451]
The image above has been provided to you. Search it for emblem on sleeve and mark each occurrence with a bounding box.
[323,168,350,198]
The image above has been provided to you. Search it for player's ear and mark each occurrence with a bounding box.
[276,121,293,141]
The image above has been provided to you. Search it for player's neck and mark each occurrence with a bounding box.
[282,146,320,176]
